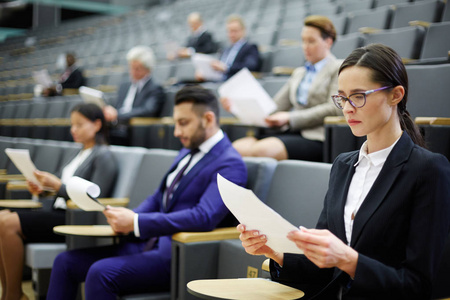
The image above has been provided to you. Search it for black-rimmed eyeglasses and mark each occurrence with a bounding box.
[331,86,392,109]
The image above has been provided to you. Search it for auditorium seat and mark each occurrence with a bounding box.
[332,32,363,59]
[389,0,444,29]
[418,21,450,62]
[361,25,426,60]
[345,5,392,34]
[271,45,304,75]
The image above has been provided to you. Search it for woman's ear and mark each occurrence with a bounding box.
[389,85,405,106]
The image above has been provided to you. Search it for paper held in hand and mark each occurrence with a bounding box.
[32,69,53,88]
[217,174,302,254]
[191,53,223,81]
[66,176,104,211]
[5,148,43,189]
[79,86,105,108]
[218,68,277,127]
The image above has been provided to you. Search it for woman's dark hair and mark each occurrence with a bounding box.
[70,103,108,145]
[339,43,425,147]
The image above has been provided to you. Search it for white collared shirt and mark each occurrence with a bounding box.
[119,75,151,114]
[344,136,400,244]
[53,148,93,210]
[133,130,225,237]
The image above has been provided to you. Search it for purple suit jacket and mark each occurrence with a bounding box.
[132,134,247,263]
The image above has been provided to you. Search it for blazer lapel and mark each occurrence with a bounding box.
[73,145,99,177]
[350,133,413,247]
[289,68,306,102]
[165,137,229,211]
[329,152,359,245]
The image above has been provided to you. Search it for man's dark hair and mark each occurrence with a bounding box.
[175,85,220,124]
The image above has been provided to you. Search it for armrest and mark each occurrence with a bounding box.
[130,117,174,126]
[262,258,270,272]
[172,227,240,243]
[6,180,28,191]
[278,39,300,47]
[409,20,430,28]
[415,117,450,125]
[272,66,295,76]
[66,197,130,209]
[0,169,6,175]
[0,199,42,208]
[324,116,346,125]
[0,174,26,183]
[359,27,382,34]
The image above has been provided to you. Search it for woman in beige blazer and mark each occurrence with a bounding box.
[228,15,343,161]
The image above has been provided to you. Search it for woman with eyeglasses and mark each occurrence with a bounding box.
[237,44,450,299]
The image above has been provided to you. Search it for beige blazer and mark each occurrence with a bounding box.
[273,54,343,141]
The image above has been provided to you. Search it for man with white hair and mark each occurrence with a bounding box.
[103,45,165,145]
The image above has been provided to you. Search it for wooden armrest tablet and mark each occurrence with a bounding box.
[66,197,130,209]
[415,117,450,125]
[0,200,42,208]
[0,169,6,175]
[324,116,347,125]
[130,117,174,126]
[272,66,295,76]
[172,227,240,243]
[358,27,381,34]
[408,20,430,28]
[0,174,26,183]
[262,258,270,272]
[6,180,28,191]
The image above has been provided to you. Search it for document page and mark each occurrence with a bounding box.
[5,148,42,189]
[79,86,105,107]
[66,176,104,211]
[217,174,302,254]
[191,53,223,81]
[218,68,277,126]
[32,69,53,87]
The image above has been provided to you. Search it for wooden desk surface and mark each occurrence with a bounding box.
[53,225,119,237]
[187,278,304,300]
[0,200,42,208]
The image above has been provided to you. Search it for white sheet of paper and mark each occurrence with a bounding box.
[4,148,42,188]
[217,174,302,254]
[191,53,223,81]
[32,69,53,87]
[79,86,105,107]
[218,68,277,126]
[66,176,104,211]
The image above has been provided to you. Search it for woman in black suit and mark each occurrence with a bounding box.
[0,103,118,300]
[238,44,450,299]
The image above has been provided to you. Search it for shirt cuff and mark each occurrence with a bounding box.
[133,213,140,237]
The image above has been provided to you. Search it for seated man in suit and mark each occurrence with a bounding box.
[46,85,248,299]
[103,45,165,145]
[197,14,261,81]
[42,52,85,96]
[169,12,217,60]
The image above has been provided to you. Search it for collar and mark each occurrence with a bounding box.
[306,55,329,73]
[231,38,246,48]
[193,26,206,36]
[354,135,401,167]
[198,129,224,154]
[132,75,151,92]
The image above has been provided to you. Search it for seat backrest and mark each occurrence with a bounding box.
[390,0,443,29]
[346,6,392,34]
[406,64,450,118]
[109,145,148,198]
[32,143,64,174]
[6,142,36,174]
[271,45,304,69]
[1,103,17,119]
[262,76,288,97]
[362,26,425,59]
[0,138,13,169]
[265,160,332,228]
[242,156,277,203]
[28,101,48,119]
[420,21,450,59]
[128,149,179,209]
[332,32,363,59]
[14,102,32,119]
[46,100,68,118]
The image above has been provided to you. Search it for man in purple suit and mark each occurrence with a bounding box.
[46,85,247,299]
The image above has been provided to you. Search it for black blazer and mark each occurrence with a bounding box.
[115,78,165,122]
[60,67,85,89]
[57,145,118,200]
[272,132,450,299]
[221,41,261,80]
[186,30,217,54]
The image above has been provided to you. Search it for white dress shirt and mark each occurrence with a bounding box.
[53,148,93,210]
[344,136,400,244]
[119,75,151,114]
